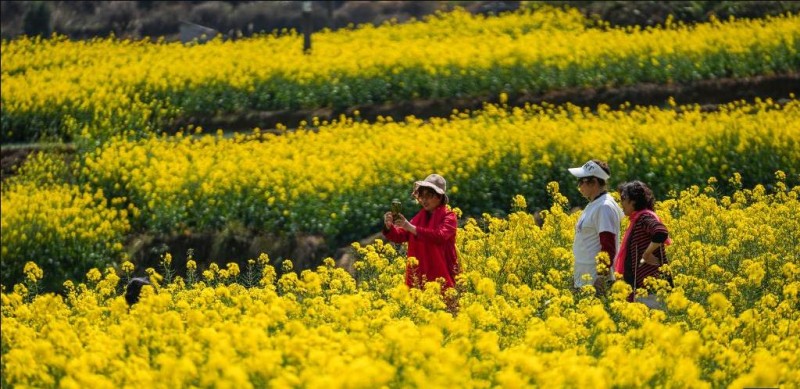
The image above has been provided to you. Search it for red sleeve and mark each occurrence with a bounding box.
[415,211,457,244]
[383,225,409,243]
[599,231,617,261]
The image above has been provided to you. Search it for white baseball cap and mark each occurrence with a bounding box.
[568,160,610,180]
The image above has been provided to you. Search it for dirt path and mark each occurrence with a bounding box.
[169,72,800,134]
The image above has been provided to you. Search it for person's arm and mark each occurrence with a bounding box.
[596,204,620,262]
[413,212,457,244]
[641,215,668,265]
[383,211,410,243]
[598,231,617,262]
[392,213,417,237]
[594,231,616,293]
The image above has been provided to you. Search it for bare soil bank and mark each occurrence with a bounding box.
[6,72,797,180]
[169,72,800,135]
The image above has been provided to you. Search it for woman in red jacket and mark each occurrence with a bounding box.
[382,174,459,291]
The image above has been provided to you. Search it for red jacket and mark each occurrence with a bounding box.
[383,205,459,288]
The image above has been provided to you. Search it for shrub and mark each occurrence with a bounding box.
[188,1,233,32]
[139,4,182,38]
[94,1,139,38]
[22,1,52,37]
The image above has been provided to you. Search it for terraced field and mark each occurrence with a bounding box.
[2,5,799,388]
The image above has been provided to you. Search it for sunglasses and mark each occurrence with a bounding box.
[577,177,594,186]
[413,188,438,199]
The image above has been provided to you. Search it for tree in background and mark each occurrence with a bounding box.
[23,1,52,37]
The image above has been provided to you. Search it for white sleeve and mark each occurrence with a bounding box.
[596,204,621,234]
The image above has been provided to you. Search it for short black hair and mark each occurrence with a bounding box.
[617,180,655,211]
[592,159,610,187]
[125,277,151,306]
[416,187,436,196]
[413,186,447,204]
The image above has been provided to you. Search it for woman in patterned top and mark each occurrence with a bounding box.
[614,181,673,302]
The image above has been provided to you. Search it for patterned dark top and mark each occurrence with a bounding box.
[623,212,670,289]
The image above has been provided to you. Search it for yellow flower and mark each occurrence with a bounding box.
[85,268,102,283]
[226,263,240,277]
[665,289,690,311]
[23,262,44,282]
[476,277,497,298]
[121,261,134,273]
[707,292,732,315]
[511,194,527,211]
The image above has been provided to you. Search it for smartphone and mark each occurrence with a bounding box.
[391,199,402,217]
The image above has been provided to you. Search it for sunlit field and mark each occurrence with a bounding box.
[2,7,797,143]
[3,178,798,388]
[3,99,798,290]
[2,4,799,388]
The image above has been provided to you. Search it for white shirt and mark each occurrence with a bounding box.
[573,192,623,265]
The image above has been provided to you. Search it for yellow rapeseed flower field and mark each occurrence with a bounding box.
[1,7,798,387]
[2,97,797,291]
[2,177,798,388]
[73,99,799,244]
[0,180,130,293]
[2,7,797,143]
